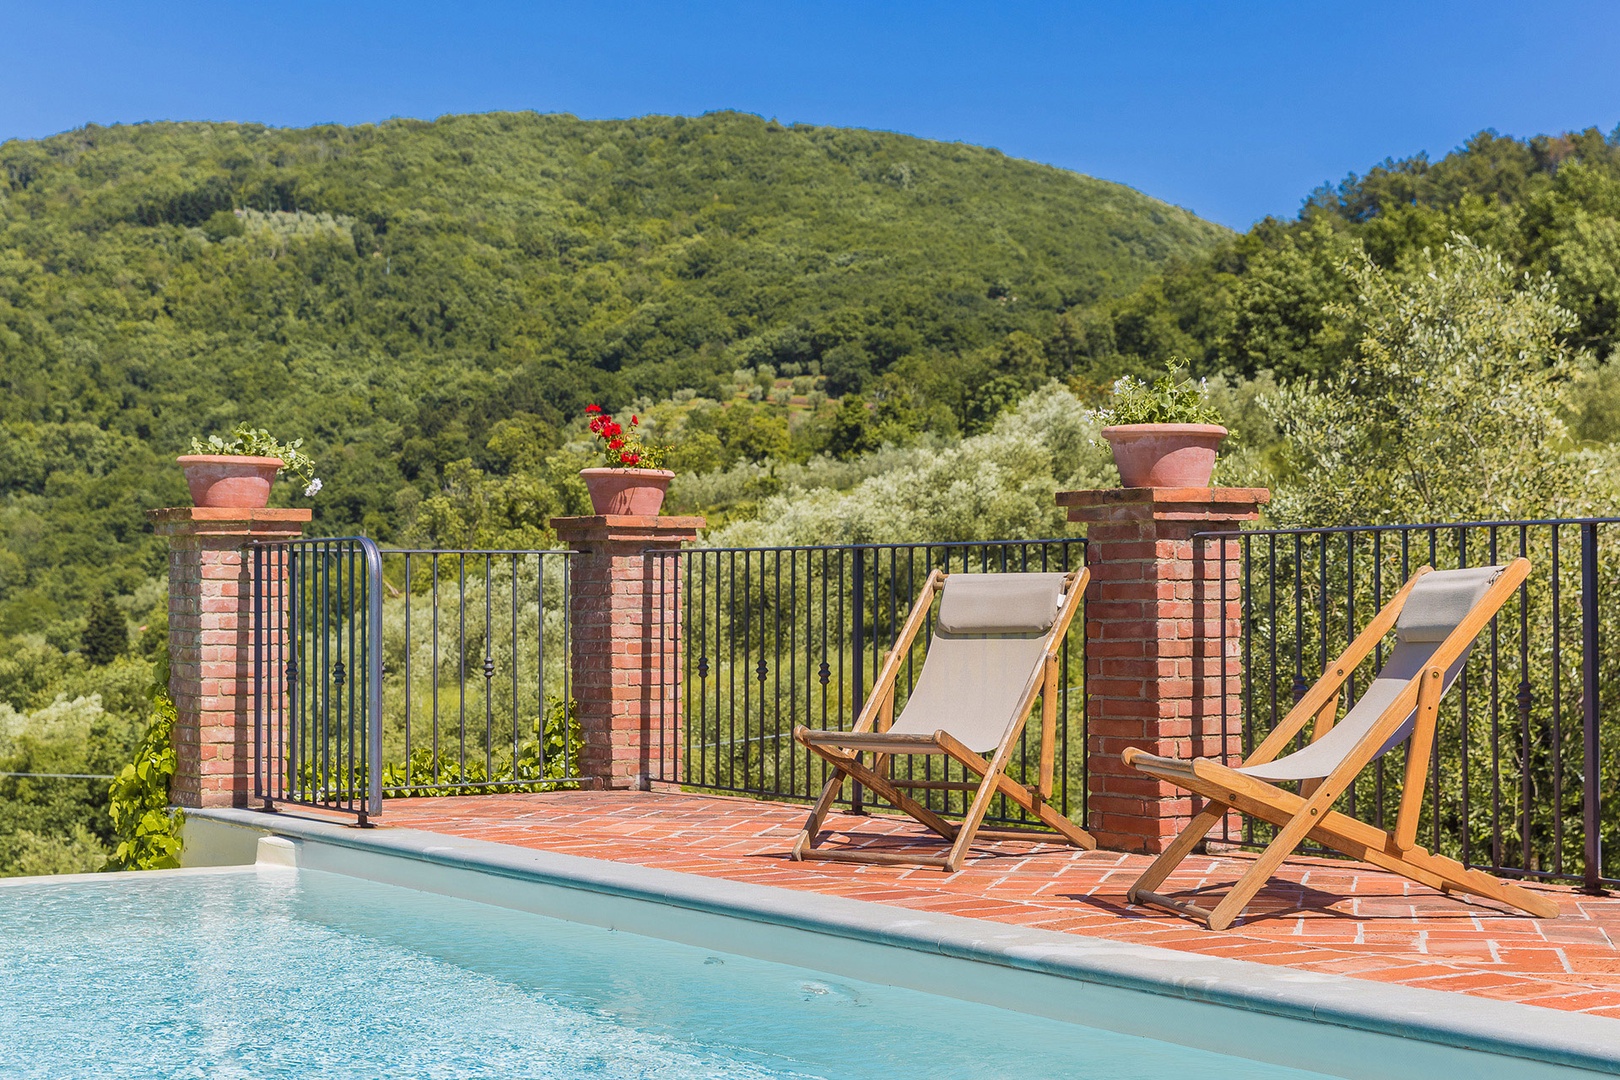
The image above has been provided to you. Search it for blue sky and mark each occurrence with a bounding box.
[3,1,1617,229]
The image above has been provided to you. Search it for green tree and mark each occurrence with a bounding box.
[80,595,126,666]
[1271,236,1582,526]
[825,396,880,460]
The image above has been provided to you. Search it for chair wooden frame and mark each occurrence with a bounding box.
[790,567,1094,872]
[1123,557,1559,929]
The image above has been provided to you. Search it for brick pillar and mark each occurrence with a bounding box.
[550,514,704,790]
[1057,487,1269,853]
[149,507,311,809]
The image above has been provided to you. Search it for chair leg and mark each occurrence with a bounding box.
[1023,788,1098,849]
[1205,806,1319,930]
[1126,802,1227,904]
[813,747,961,842]
[791,763,851,860]
[944,768,1002,872]
[942,730,1030,872]
[983,773,1095,848]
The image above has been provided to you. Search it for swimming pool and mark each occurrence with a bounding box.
[5,807,1612,1080]
[0,866,1330,1080]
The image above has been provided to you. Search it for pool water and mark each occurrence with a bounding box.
[0,868,1333,1080]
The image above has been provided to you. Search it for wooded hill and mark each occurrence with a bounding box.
[5,113,1620,878]
[0,110,1224,635]
[1075,126,1620,385]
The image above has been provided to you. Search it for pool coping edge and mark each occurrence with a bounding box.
[187,807,1620,1075]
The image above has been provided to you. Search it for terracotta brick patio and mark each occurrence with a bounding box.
[372,790,1620,1019]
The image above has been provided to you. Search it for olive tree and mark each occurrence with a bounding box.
[1271,236,1584,527]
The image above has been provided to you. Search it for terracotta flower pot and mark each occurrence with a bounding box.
[176,455,283,508]
[580,468,675,516]
[1101,424,1228,488]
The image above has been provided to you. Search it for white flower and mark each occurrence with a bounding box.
[303,478,323,497]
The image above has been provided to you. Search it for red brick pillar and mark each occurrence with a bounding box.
[148,507,311,808]
[1057,487,1268,853]
[550,514,704,790]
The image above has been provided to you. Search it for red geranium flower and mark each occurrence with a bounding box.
[585,403,661,469]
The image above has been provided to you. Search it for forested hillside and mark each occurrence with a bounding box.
[6,113,1620,877]
[0,110,1223,639]
[1076,127,1620,385]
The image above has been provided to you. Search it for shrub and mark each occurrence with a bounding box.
[105,691,183,871]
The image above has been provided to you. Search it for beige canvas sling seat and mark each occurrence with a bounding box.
[790,567,1094,872]
[1122,558,1561,930]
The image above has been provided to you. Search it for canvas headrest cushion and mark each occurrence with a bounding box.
[936,572,1068,635]
[1395,565,1505,643]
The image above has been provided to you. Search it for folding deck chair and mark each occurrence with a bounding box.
[1123,558,1560,929]
[791,568,1093,871]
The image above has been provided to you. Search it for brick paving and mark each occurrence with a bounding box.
[372,790,1620,1018]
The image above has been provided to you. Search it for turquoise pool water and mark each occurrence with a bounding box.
[0,868,1334,1080]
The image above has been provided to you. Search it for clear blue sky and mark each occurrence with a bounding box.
[3,1,1618,230]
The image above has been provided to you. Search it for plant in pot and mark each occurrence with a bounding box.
[178,425,322,509]
[579,405,674,515]
[1095,360,1227,488]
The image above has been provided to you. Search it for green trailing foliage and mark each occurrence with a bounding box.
[380,697,580,797]
[104,689,183,871]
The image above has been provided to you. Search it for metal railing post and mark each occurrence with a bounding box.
[362,537,384,823]
[850,548,866,814]
[1580,522,1603,894]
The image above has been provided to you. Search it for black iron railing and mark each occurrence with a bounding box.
[252,543,578,819]
[652,538,1088,829]
[376,549,579,797]
[252,537,383,822]
[1197,519,1618,891]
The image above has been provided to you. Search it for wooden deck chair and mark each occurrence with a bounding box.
[1122,558,1559,929]
[790,568,1094,871]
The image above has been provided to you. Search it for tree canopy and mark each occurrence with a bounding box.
[1079,126,1620,384]
[0,110,1224,637]
[7,114,1620,877]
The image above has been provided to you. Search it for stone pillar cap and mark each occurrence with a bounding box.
[550,514,706,547]
[147,506,313,537]
[1058,487,1270,524]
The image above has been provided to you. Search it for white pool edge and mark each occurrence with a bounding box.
[181,808,1619,1079]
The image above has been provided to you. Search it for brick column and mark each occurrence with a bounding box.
[550,514,704,790]
[1058,487,1269,853]
[149,507,311,809]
